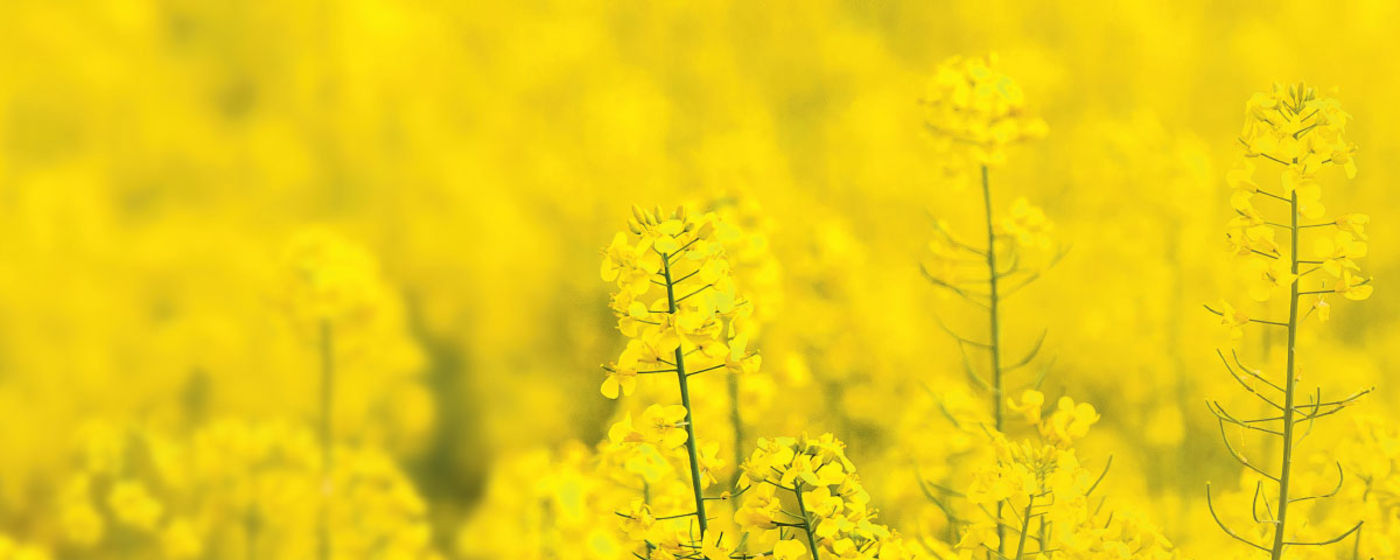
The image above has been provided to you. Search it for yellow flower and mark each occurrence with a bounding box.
[1043,396,1100,445]
[1226,160,1257,192]
[802,486,844,517]
[638,404,690,449]
[1313,231,1367,277]
[1225,217,1278,256]
[1335,269,1373,301]
[700,538,734,560]
[999,198,1055,254]
[1312,296,1332,322]
[955,522,1000,555]
[617,500,656,542]
[1240,256,1296,302]
[1007,389,1045,424]
[601,340,643,399]
[772,539,810,560]
[1214,300,1251,339]
[735,485,782,530]
[1336,213,1370,240]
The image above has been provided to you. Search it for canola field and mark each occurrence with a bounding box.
[1,2,1398,559]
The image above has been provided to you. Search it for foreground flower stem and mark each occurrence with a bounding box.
[319,320,334,560]
[727,368,745,496]
[793,483,822,560]
[1271,191,1300,560]
[662,252,709,537]
[643,481,655,560]
[980,164,1006,554]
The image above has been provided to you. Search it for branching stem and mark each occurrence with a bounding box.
[1270,190,1301,560]
[981,165,1007,554]
[662,253,709,537]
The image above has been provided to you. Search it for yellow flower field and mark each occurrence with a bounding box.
[1,1,1397,559]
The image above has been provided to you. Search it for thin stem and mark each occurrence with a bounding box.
[794,483,822,560]
[727,368,745,503]
[643,481,655,560]
[981,165,1007,554]
[663,253,709,537]
[1271,190,1301,560]
[982,165,1004,433]
[318,320,334,560]
[1014,495,1036,559]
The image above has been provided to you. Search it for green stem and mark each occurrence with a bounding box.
[643,480,655,560]
[727,368,745,501]
[1270,191,1301,560]
[794,483,822,560]
[318,320,334,560]
[1013,495,1035,559]
[982,165,1004,432]
[662,253,709,537]
[981,165,1006,554]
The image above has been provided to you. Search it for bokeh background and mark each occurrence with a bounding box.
[1,1,1398,558]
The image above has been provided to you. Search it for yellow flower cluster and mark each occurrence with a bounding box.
[921,54,1048,170]
[607,404,726,487]
[276,227,392,336]
[956,394,1177,560]
[456,444,639,559]
[737,435,915,560]
[601,206,755,399]
[599,204,761,554]
[56,420,440,560]
[1225,83,1371,308]
[1007,390,1101,447]
[1239,83,1356,182]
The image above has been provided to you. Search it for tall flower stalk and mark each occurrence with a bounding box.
[276,228,391,560]
[920,54,1053,435]
[600,205,757,552]
[919,54,1055,553]
[1206,83,1372,559]
[979,165,1005,432]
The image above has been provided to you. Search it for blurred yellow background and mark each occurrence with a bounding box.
[1,1,1397,558]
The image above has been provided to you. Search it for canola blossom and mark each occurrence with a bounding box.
[1205,84,1372,560]
[2,4,1399,560]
